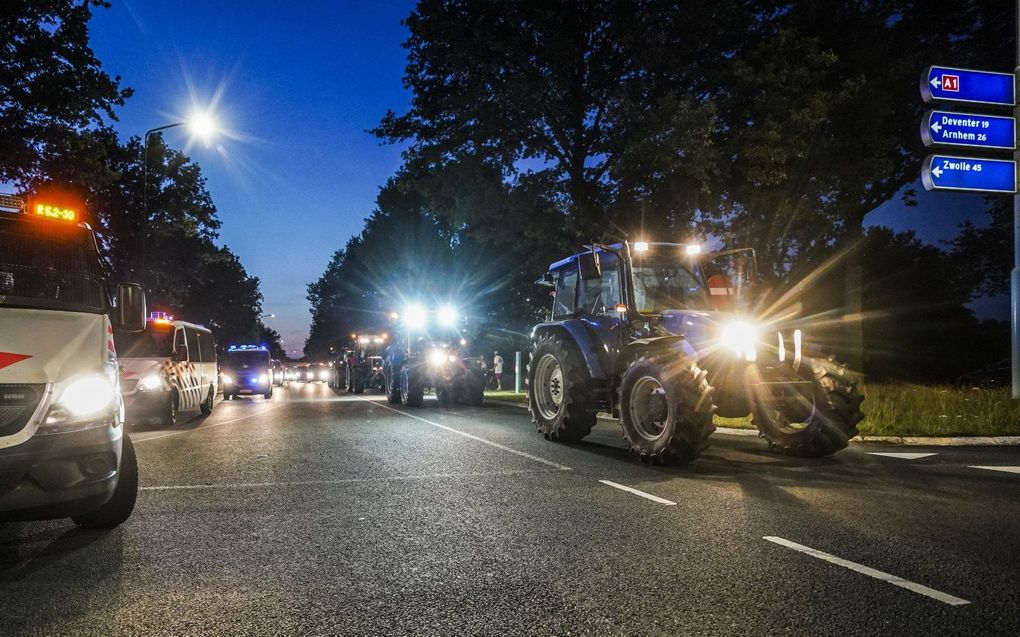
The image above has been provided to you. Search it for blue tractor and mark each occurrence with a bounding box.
[527,241,864,464]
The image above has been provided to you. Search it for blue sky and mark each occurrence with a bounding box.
[88,1,1004,354]
[90,0,415,357]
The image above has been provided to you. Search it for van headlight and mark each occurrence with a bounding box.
[42,372,117,431]
[719,321,759,360]
[138,373,163,391]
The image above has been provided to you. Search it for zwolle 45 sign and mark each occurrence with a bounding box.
[922,155,1016,194]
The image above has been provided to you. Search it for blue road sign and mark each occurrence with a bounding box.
[922,155,1016,194]
[921,66,1015,107]
[921,110,1016,150]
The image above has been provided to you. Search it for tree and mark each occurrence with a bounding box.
[0,0,131,184]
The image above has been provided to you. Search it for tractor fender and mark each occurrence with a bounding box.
[616,336,700,374]
[532,320,609,380]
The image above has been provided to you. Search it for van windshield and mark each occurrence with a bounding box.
[0,216,108,314]
[116,328,175,358]
[222,350,270,371]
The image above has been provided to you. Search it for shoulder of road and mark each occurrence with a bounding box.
[484,398,1020,447]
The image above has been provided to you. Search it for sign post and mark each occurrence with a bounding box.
[1014,5,1020,399]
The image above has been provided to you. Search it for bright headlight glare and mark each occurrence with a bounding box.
[61,375,115,417]
[428,349,447,366]
[404,303,428,330]
[437,305,458,326]
[319,370,330,380]
[222,374,233,384]
[719,321,759,358]
[258,374,268,384]
[139,373,163,391]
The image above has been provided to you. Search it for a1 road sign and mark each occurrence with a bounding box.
[922,155,1017,194]
[921,110,1015,150]
[921,66,1015,107]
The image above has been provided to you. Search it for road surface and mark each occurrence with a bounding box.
[2,383,1019,635]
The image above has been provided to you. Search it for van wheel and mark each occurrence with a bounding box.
[160,392,178,427]
[200,386,215,415]
[263,387,273,399]
[72,435,138,529]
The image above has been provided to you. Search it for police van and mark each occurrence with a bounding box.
[221,344,274,399]
[116,312,218,427]
[0,194,146,527]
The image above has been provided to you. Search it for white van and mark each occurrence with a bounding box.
[0,195,146,528]
[116,314,218,427]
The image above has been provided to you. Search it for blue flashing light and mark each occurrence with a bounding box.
[228,344,269,352]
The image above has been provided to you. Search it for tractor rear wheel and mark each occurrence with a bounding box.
[386,364,402,404]
[751,356,864,457]
[618,354,715,464]
[401,369,424,407]
[527,332,596,442]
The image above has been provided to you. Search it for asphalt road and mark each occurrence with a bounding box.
[2,382,1019,636]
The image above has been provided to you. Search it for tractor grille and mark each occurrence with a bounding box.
[0,384,45,437]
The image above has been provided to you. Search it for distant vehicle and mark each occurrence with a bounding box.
[272,359,287,386]
[117,313,217,427]
[0,193,145,528]
[957,358,1009,388]
[221,345,273,399]
[384,304,485,407]
[337,333,388,393]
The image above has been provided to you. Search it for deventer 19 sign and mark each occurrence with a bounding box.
[922,110,1015,151]
[921,66,1015,107]
[922,155,1016,194]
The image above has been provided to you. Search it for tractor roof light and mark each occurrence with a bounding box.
[633,241,649,253]
[404,304,428,330]
[686,244,702,255]
[437,305,458,327]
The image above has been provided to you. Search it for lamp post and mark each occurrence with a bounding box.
[138,113,217,276]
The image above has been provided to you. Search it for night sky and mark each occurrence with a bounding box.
[88,1,1003,355]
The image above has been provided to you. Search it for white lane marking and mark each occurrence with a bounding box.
[356,397,572,471]
[762,536,970,607]
[141,468,560,491]
[598,480,677,506]
[132,404,285,443]
[867,452,938,460]
[969,465,1020,474]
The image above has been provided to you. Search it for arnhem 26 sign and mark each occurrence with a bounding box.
[921,110,1016,151]
[922,154,1017,194]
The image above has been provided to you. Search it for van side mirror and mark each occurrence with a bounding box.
[115,283,146,332]
[578,251,602,281]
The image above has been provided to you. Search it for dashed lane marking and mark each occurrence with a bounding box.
[140,468,561,491]
[598,480,677,505]
[355,397,572,471]
[969,465,1020,474]
[763,536,970,607]
[867,452,938,460]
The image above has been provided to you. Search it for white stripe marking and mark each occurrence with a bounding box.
[868,452,938,460]
[762,536,970,606]
[132,404,284,443]
[969,465,1020,474]
[356,397,572,471]
[141,468,560,491]
[599,480,676,505]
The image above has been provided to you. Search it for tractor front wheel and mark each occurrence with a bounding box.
[527,333,596,442]
[751,356,864,457]
[618,354,715,464]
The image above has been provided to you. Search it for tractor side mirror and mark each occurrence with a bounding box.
[578,251,602,281]
[114,283,146,332]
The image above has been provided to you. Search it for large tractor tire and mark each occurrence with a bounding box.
[527,332,597,442]
[751,356,864,458]
[385,364,402,404]
[458,374,485,406]
[401,368,424,407]
[72,435,138,529]
[618,353,716,464]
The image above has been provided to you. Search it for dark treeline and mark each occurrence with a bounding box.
[307,0,1010,381]
[0,1,280,356]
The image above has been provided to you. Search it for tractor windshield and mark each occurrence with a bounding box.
[630,257,710,314]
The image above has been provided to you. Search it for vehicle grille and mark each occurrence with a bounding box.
[0,384,45,437]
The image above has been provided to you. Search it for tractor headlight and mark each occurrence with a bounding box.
[719,321,759,360]
[437,304,458,326]
[318,370,330,380]
[428,349,448,367]
[404,303,428,330]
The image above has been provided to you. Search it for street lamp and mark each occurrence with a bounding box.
[259,314,275,320]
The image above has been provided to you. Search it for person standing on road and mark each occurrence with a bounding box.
[493,351,504,390]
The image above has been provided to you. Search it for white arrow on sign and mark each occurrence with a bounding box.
[930,121,942,134]
[931,164,943,178]
[930,76,941,89]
